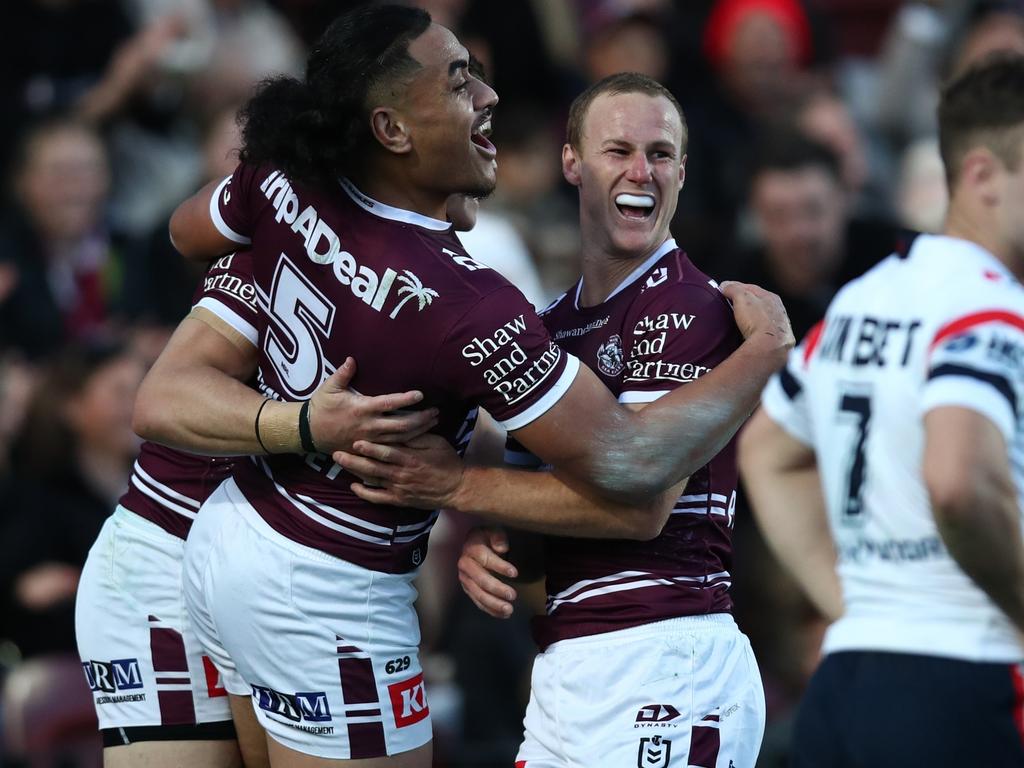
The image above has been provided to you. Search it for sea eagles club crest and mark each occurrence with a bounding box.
[597,334,625,376]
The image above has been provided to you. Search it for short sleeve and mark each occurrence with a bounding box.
[190,250,259,347]
[619,282,741,403]
[430,286,579,430]
[762,348,814,446]
[921,309,1024,442]
[209,163,272,245]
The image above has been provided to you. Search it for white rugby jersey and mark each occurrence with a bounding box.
[762,234,1024,663]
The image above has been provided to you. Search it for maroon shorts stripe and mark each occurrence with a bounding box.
[688,725,720,768]
[337,637,385,758]
[1010,664,1024,746]
[149,620,195,725]
[157,691,197,727]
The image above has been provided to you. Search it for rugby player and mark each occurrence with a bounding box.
[739,54,1024,766]
[76,248,436,768]
[134,6,791,766]
[336,73,766,768]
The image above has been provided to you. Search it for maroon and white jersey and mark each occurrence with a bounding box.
[120,250,259,539]
[511,239,742,649]
[209,165,579,574]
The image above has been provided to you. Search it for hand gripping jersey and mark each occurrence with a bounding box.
[210,166,579,573]
[119,250,259,539]
[508,239,743,650]
[763,234,1024,663]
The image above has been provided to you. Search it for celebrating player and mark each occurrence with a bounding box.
[740,54,1024,766]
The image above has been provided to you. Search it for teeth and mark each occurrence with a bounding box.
[615,193,654,208]
[474,119,492,137]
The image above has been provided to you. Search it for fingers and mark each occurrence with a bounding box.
[372,391,426,413]
[329,357,357,390]
[458,555,516,618]
[350,483,401,506]
[366,410,438,441]
[487,527,510,555]
[333,451,397,482]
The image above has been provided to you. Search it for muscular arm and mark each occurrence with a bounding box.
[134,309,436,455]
[924,406,1024,634]
[739,407,842,621]
[511,283,790,503]
[339,403,684,539]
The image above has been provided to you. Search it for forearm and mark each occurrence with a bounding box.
[934,487,1024,633]
[135,363,296,456]
[599,337,783,497]
[451,466,677,540]
[745,465,842,621]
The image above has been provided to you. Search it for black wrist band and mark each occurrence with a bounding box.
[255,398,272,454]
[299,400,317,453]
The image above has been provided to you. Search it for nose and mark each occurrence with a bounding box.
[625,152,652,183]
[473,78,498,111]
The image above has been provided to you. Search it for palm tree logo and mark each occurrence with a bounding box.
[389,270,439,319]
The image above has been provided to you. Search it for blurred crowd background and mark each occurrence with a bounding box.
[0,0,1016,765]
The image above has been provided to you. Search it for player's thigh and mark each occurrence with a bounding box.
[77,508,234,735]
[231,693,271,768]
[266,738,431,768]
[201,497,431,761]
[103,738,242,768]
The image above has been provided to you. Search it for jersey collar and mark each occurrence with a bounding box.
[910,234,1017,285]
[339,178,452,232]
[574,238,677,310]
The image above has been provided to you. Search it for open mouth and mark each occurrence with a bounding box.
[471,114,496,157]
[615,192,655,220]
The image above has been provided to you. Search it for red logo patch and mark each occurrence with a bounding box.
[202,656,227,698]
[388,673,429,728]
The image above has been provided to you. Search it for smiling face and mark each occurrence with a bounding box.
[395,24,498,198]
[563,91,685,260]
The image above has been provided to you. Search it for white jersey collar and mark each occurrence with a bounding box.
[574,238,678,310]
[910,234,1017,284]
[340,178,451,232]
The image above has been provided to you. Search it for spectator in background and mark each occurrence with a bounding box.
[0,119,120,359]
[487,105,581,296]
[735,133,896,338]
[120,103,246,329]
[580,10,670,83]
[674,0,826,270]
[0,341,144,659]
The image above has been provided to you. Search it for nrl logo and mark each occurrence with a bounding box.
[637,735,672,768]
[596,334,625,376]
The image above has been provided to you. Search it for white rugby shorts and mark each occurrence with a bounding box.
[516,614,765,768]
[75,506,234,732]
[182,477,432,760]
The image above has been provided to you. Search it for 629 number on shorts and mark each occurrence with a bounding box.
[385,656,411,675]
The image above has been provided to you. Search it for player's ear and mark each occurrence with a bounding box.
[370,107,413,155]
[960,146,1001,207]
[562,143,582,186]
[678,153,687,190]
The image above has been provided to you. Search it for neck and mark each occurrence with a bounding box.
[577,227,668,308]
[945,204,1024,281]
[76,446,130,507]
[350,161,448,221]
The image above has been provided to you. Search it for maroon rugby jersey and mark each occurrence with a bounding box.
[119,250,259,539]
[514,239,742,649]
[211,165,578,573]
